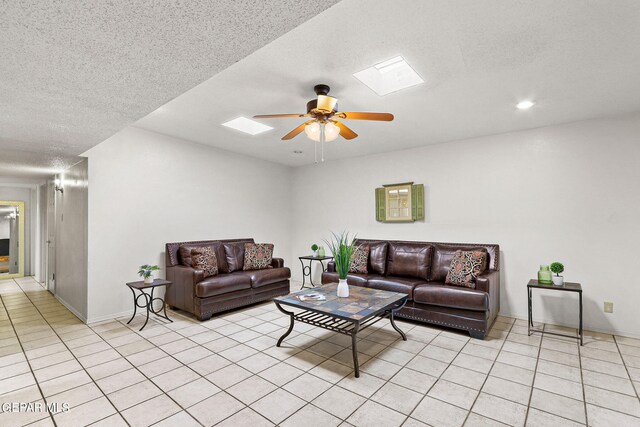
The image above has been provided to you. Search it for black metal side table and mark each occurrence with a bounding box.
[298,255,333,289]
[527,279,583,345]
[126,279,173,331]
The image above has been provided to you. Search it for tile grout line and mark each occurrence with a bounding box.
[460,318,517,426]
[0,278,57,427]
[612,335,640,404]
[578,330,589,426]
[522,321,548,426]
[12,278,136,427]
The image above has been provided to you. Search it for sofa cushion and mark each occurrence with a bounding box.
[239,267,291,288]
[445,250,488,288]
[367,276,426,300]
[432,245,488,282]
[179,243,229,273]
[195,274,251,298]
[413,283,488,311]
[243,243,274,271]
[224,243,246,272]
[349,245,370,274]
[386,242,433,280]
[322,271,369,287]
[191,247,218,278]
[355,240,388,275]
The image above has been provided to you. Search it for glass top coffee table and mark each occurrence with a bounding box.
[273,283,408,377]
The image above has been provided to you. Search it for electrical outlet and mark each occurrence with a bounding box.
[604,302,613,313]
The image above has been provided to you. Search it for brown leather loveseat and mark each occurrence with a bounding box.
[322,239,499,339]
[165,238,290,320]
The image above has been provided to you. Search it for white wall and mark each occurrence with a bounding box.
[84,127,293,323]
[54,160,89,320]
[291,113,640,338]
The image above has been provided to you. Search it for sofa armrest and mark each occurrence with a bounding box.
[476,269,500,313]
[271,257,285,268]
[327,261,336,272]
[165,266,204,313]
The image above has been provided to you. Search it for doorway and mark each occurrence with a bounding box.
[46,181,56,293]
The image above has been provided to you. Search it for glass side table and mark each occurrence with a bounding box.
[298,255,333,289]
[527,279,583,345]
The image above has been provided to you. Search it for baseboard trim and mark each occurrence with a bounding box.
[55,295,87,323]
[86,310,133,325]
[499,310,640,340]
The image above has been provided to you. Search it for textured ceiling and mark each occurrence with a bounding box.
[136,0,640,166]
[0,0,341,178]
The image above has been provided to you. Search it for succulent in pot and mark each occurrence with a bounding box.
[550,262,564,286]
[138,264,160,284]
[311,243,319,257]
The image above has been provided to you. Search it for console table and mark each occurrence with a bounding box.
[126,279,173,331]
[527,279,583,345]
[298,255,333,289]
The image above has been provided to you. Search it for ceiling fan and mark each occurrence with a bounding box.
[254,84,394,162]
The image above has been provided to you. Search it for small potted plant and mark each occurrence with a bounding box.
[138,264,160,284]
[550,262,564,286]
[324,231,357,297]
[311,243,319,257]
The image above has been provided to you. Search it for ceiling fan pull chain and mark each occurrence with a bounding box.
[320,123,326,162]
[314,140,318,164]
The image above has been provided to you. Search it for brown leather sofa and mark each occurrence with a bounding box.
[322,239,499,339]
[165,238,290,320]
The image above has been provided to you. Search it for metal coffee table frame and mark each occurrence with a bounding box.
[126,279,173,331]
[527,279,583,345]
[274,295,407,377]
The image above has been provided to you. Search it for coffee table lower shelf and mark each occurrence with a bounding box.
[274,299,407,378]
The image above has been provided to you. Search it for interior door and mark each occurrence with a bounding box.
[46,181,56,293]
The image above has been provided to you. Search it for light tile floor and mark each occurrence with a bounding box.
[1,276,639,426]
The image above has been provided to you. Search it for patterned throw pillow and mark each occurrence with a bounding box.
[445,250,487,288]
[349,245,370,274]
[243,243,274,271]
[191,246,218,278]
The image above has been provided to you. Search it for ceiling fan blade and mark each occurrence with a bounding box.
[336,112,394,121]
[253,114,310,119]
[282,120,314,140]
[317,95,338,112]
[332,120,358,140]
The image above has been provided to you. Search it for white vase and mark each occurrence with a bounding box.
[337,279,349,297]
[144,276,154,284]
[552,276,564,286]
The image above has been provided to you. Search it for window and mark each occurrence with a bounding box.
[375,183,424,222]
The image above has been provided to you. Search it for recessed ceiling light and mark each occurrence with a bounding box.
[353,56,424,96]
[516,100,535,110]
[222,116,273,135]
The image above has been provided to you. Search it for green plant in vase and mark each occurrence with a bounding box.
[138,264,160,284]
[550,262,564,286]
[311,243,319,257]
[324,231,357,297]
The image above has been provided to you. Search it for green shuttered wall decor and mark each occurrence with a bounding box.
[375,183,424,222]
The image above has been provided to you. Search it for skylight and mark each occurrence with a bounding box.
[222,117,273,135]
[353,56,424,96]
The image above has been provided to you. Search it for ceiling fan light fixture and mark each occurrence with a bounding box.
[304,121,339,142]
[354,55,424,96]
